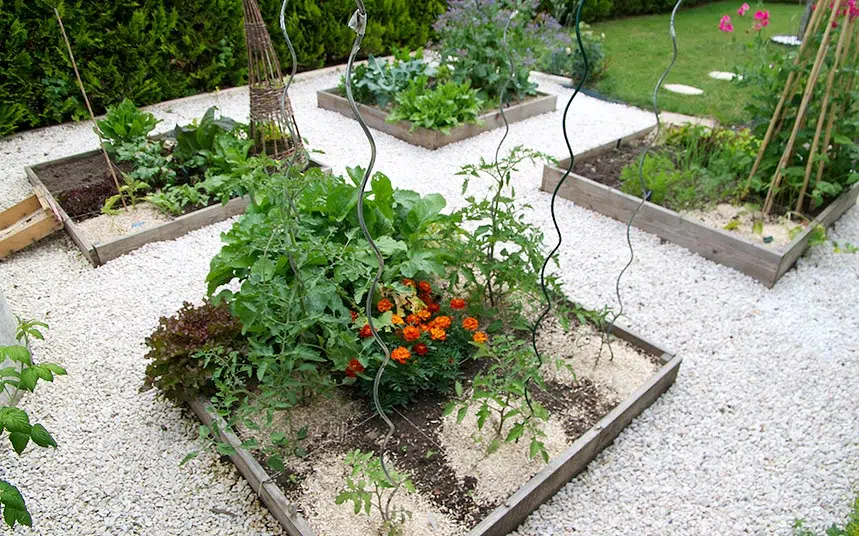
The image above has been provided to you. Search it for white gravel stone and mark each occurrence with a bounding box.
[0,65,857,536]
[664,83,705,95]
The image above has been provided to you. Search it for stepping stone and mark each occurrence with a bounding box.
[664,83,704,95]
[708,71,743,81]
[772,35,801,46]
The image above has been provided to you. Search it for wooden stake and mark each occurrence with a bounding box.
[795,11,854,213]
[813,21,858,190]
[54,8,126,209]
[743,0,829,198]
[762,0,844,214]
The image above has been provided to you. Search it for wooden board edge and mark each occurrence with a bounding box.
[553,125,656,169]
[25,166,99,266]
[775,181,859,282]
[541,163,784,286]
[318,88,558,150]
[606,321,674,362]
[93,196,250,264]
[187,398,316,536]
[467,354,682,536]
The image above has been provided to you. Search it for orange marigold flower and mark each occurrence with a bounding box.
[345,358,364,378]
[419,292,434,305]
[418,281,432,293]
[391,346,411,364]
[406,314,421,325]
[391,314,404,325]
[419,323,431,332]
[472,331,488,344]
[462,317,479,332]
[414,343,429,356]
[431,315,452,330]
[450,298,466,310]
[377,298,393,313]
[359,324,372,338]
[430,328,447,341]
[403,326,421,342]
[403,278,415,287]
[428,302,440,314]
[417,309,432,320]
[350,310,358,322]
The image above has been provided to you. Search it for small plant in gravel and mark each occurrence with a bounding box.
[335,449,415,536]
[0,318,66,528]
[793,491,859,536]
[444,335,550,462]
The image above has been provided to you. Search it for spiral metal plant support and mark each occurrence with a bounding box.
[602,0,683,359]
[530,0,590,369]
[344,0,399,499]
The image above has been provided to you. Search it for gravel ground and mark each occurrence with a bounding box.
[0,66,857,536]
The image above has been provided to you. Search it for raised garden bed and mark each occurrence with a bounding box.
[188,319,681,536]
[541,128,859,287]
[317,88,557,150]
[24,149,330,267]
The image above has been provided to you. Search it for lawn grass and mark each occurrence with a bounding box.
[590,1,806,125]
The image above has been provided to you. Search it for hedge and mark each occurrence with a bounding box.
[0,0,446,136]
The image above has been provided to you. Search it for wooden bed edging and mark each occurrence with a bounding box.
[188,398,316,536]
[25,155,331,267]
[317,88,557,150]
[187,322,679,536]
[541,134,859,287]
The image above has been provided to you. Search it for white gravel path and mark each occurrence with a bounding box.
[0,66,857,536]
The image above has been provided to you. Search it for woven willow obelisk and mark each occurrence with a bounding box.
[242,0,307,166]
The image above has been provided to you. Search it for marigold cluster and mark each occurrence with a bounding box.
[377,298,393,313]
[391,346,411,364]
[345,358,364,378]
[462,317,479,332]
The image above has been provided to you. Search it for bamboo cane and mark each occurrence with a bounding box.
[742,0,829,199]
[795,10,853,213]
[762,0,844,214]
[812,20,858,191]
[54,9,126,209]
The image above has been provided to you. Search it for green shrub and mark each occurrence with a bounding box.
[0,0,446,136]
[387,76,484,133]
[537,22,607,81]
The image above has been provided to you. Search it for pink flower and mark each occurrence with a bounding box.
[719,15,734,32]
[754,9,769,20]
[754,22,763,30]
[738,2,750,15]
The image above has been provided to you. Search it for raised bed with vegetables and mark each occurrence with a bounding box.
[316,1,572,149]
[144,147,680,536]
[26,101,329,266]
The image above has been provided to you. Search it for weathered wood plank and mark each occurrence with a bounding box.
[93,196,250,264]
[25,166,98,266]
[542,165,783,286]
[776,181,859,280]
[0,196,42,230]
[0,210,62,259]
[467,353,682,536]
[188,398,316,536]
[26,158,330,266]
[317,88,557,150]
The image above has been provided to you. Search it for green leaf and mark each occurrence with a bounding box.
[456,406,468,424]
[505,423,525,443]
[41,363,66,376]
[454,380,463,397]
[18,368,37,391]
[487,437,500,455]
[752,220,763,235]
[29,424,56,448]
[267,455,285,472]
[179,451,199,466]
[0,346,30,365]
[215,442,236,457]
[8,432,29,455]
[0,408,30,434]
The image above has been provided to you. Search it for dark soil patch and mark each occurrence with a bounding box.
[573,138,646,191]
[35,151,132,221]
[533,379,618,439]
